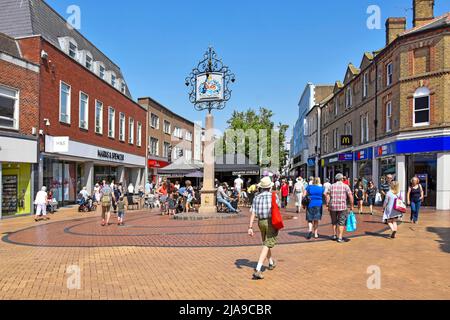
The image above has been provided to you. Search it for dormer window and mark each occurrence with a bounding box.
[120,80,126,93]
[111,74,116,87]
[85,54,93,70]
[99,65,105,79]
[68,41,77,59]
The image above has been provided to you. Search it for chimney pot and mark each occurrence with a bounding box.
[385,17,407,45]
[413,0,435,28]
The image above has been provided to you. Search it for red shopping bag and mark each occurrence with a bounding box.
[271,192,284,230]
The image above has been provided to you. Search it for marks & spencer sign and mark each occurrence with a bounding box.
[97,150,125,161]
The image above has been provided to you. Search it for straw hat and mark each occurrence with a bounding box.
[258,177,274,189]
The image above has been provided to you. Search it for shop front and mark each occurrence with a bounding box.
[42,136,146,207]
[148,159,170,185]
[323,152,353,183]
[374,142,397,187]
[354,147,373,187]
[0,135,38,219]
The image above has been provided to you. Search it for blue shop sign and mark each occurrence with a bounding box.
[338,152,353,162]
[355,148,373,161]
[397,136,450,154]
[374,142,396,158]
[307,158,316,167]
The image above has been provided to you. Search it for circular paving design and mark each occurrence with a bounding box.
[2,209,389,248]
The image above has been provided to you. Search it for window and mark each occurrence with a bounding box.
[68,41,77,59]
[150,114,159,129]
[174,126,182,139]
[163,120,171,134]
[128,118,134,144]
[345,87,352,108]
[386,101,392,133]
[323,133,329,153]
[149,137,159,156]
[79,92,89,130]
[344,121,352,135]
[303,119,308,136]
[119,113,125,141]
[185,149,192,161]
[333,128,338,149]
[59,81,71,124]
[163,142,171,158]
[111,74,116,87]
[173,146,183,160]
[334,98,339,116]
[121,81,126,94]
[85,54,93,70]
[386,62,393,86]
[0,85,19,130]
[95,100,103,134]
[363,72,368,98]
[361,113,369,143]
[185,131,192,141]
[99,65,105,79]
[108,107,115,138]
[414,87,430,126]
[137,122,142,147]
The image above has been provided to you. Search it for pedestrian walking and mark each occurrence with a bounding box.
[280,180,289,208]
[323,178,332,194]
[288,178,293,194]
[354,181,365,215]
[326,173,354,243]
[100,182,114,226]
[383,181,404,239]
[117,196,126,226]
[305,178,327,240]
[366,181,377,215]
[407,177,424,224]
[34,186,49,222]
[380,174,394,203]
[248,177,280,280]
[293,177,305,214]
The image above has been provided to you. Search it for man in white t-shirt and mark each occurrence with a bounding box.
[34,186,49,222]
[234,175,244,200]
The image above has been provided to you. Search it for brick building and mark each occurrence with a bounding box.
[138,97,199,184]
[0,0,147,210]
[319,0,450,209]
[0,32,40,218]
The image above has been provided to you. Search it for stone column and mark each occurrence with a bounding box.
[436,152,450,210]
[372,157,379,186]
[199,113,216,214]
[83,162,94,194]
[396,155,407,197]
[352,159,358,182]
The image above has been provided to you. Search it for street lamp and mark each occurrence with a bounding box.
[185,46,236,214]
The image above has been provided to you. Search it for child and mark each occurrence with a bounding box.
[168,192,177,216]
[117,196,126,226]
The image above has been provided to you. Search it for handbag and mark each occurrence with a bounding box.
[271,192,284,231]
[394,196,407,213]
[301,193,311,207]
[346,211,357,232]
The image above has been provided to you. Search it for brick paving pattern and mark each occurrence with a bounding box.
[0,202,449,300]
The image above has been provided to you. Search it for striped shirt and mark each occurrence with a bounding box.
[328,182,352,212]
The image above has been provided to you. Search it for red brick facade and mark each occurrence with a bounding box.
[17,36,147,156]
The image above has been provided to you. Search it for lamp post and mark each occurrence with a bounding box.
[185,47,235,214]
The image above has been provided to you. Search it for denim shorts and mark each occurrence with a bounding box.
[118,210,125,218]
[306,206,322,222]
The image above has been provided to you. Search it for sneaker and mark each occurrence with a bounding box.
[268,261,277,271]
[331,235,338,241]
[252,271,264,280]
[337,238,344,243]
[307,232,313,240]
[391,231,397,239]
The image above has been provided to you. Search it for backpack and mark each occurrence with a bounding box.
[101,187,112,207]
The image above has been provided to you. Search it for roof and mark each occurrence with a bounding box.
[0,32,21,58]
[313,85,334,104]
[138,96,195,127]
[402,12,450,37]
[0,0,132,97]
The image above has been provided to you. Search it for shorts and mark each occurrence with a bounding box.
[368,197,375,206]
[258,219,279,249]
[330,210,348,226]
[306,206,322,222]
[118,210,125,219]
[101,205,111,219]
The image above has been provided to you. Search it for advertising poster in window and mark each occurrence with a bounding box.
[196,73,224,102]
[416,173,428,198]
[2,175,18,215]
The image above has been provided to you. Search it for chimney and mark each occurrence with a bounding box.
[386,17,407,45]
[413,0,435,28]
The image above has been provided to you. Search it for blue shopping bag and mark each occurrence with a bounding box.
[346,211,357,232]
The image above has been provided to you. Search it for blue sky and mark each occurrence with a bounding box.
[47,0,450,135]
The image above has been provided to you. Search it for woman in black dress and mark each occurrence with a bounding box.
[366,181,377,215]
[354,181,365,215]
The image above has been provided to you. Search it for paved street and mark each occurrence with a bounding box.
[0,202,449,300]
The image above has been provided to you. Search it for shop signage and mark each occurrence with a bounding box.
[340,135,353,146]
[375,142,396,158]
[307,158,316,167]
[328,156,339,164]
[196,72,224,102]
[148,160,169,168]
[355,148,373,161]
[45,136,69,153]
[232,170,260,176]
[338,152,353,162]
[97,150,125,161]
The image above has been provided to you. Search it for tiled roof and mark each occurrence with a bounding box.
[0,0,132,97]
[402,12,450,36]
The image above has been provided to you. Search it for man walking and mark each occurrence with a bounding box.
[380,174,394,203]
[326,173,354,243]
[248,177,280,280]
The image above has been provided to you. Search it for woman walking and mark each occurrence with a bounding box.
[383,181,404,239]
[305,178,327,239]
[366,181,377,215]
[354,181,365,215]
[293,177,305,214]
[280,180,289,208]
[407,177,424,224]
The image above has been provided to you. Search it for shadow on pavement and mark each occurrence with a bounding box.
[365,231,390,239]
[235,259,257,270]
[426,227,450,254]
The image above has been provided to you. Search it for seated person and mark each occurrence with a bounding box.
[216,183,240,214]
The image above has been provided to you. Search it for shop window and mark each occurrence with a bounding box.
[95,100,103,134]
[59,81,71,124]
[79,92,89,130]
[1,163,32,216]
[413,87,430,126]
[0,85,19,130]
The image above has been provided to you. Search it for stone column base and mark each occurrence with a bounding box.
[199,189,217,214]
